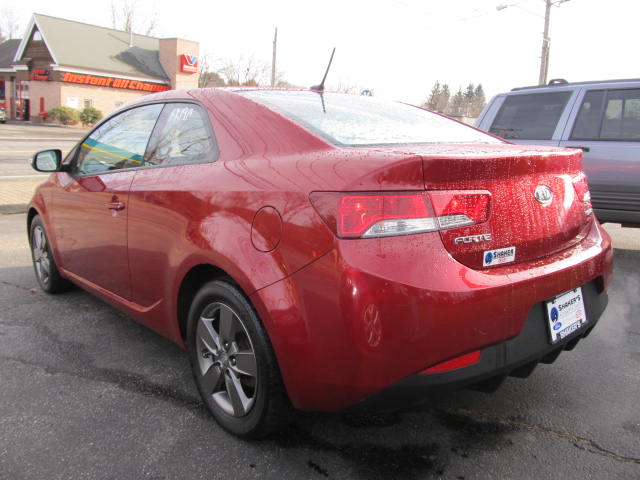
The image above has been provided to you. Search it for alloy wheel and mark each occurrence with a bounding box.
[32,225,51,288]
[195,302,258,417]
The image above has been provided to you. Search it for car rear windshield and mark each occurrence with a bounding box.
[240,90,500,147]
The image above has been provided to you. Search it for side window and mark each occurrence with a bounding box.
[571,90,605,140]
[146,103,217,167]
[489,92,572,140]
[74,104,163,175]
[601,89,640,140]
[571,88,640,141]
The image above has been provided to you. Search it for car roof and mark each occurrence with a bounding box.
[511,78,640,92]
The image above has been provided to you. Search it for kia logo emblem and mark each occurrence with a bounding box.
[534,185,553,205]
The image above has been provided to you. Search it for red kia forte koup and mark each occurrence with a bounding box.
[28,89,613,437]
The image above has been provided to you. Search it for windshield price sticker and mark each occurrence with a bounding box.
[545,287,587,344]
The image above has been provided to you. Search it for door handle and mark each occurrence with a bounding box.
[106,200,125,211]
[567,146,591,152]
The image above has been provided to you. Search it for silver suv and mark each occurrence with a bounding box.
[476,79,640,226]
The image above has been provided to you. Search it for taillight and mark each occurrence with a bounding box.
[572,173,591,203]
[310,191,491,239]
[429,191,491,228]
[572,173,593,216]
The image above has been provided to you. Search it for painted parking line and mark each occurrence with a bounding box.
[0,175,48,179]
[0,150,71,154]
[0,138,81,141]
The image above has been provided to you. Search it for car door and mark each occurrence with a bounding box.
[559,87,640,223]
[52,103,164,299]
[127,102,218,315]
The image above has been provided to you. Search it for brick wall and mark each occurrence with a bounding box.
[28,82,150,122]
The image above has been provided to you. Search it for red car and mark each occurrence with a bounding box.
[29,89,613,437]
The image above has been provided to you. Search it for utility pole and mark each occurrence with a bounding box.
[539,0,552,85]
[497,0,570,86]
[271,27,278,87]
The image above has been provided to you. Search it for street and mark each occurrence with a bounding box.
[0,124,84,176]
[0,126,638,479]
[0,124,87,213]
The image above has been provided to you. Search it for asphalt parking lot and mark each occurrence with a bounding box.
[0,125,638,479]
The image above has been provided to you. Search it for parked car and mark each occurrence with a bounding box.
[0,107,7,123]
[28,88,613,438]
[476,78,640,227]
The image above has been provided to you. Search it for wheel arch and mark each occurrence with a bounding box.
[26,207,40,237]
[176,263,238,343]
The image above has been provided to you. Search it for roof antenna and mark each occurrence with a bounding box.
[310,47,335,92]
[311,48,335,113]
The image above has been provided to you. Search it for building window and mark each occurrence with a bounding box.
[84,99,93,108]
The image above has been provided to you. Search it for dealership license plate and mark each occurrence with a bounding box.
[545,287,587,344]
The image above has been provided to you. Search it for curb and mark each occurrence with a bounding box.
[0,204,28,215]
[5,119,88,129]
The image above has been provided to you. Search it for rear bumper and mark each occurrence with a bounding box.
[251,219,613,412]
[347,278,608,411]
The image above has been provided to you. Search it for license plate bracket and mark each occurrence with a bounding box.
[545,287,587,344]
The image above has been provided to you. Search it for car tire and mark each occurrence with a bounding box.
[187,280,291,438]
[29,215,71,294]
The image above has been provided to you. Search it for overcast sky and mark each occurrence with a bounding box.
[5,0,636,104]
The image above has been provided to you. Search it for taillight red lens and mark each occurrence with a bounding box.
[310,191,491,239]
[310,192,437,238]
[429,191,491,224]
[339,195,430,236]
[572,173,591,203]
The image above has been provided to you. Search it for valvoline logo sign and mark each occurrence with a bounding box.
[180,55,199,73]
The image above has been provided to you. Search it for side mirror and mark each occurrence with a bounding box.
[32,149,63,172]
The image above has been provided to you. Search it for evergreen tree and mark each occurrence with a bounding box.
[425,81,441,111]
[470,84,487,117]
[461,84,475,117]
[423,81,487,118]
[436,84,451,114]
[448,89,465,117]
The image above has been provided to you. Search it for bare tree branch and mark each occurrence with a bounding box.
[109,0,157,35]
[198,54,226,88]
[0,7,24,41]
[216,54,270,86]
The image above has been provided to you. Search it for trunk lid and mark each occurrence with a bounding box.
[414,144,591,270]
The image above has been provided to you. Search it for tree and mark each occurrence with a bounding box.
[0,7,24,41]
[275,79,299,88]
[198,55,226,88]
[332,80,365,94]
[436,84,451,114]
[49,106,79,125]
[470,84,486,117]
[423,81,487,118]
[79,107,102,126]
[448,89,465,117]
[217,54,270,86]
[198,54,293,89]
[110,0,158,35]
[425,81,441,111]
[463,84,476,116]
